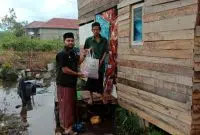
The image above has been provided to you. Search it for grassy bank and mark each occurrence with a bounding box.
[115,107,168,135]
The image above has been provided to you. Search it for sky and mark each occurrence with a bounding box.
[0,0,78,23]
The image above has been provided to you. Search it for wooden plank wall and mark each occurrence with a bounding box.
[192,25,200,134]
[117,0,199,134]
[77,0,120,25]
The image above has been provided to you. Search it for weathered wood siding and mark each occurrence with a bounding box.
[77,0,120,24]
[192,24,200,134]
[117,0,199,134]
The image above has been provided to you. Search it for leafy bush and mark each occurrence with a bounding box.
[0,63,18,81]
[0,33,63,52]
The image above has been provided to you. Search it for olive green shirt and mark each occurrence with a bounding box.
[84,35,108,73]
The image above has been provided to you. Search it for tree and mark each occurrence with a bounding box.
[0,8,17,31]
[0,8,28,37]
[13,21,28,37]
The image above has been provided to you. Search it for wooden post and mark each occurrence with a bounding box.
[191,89,200,135]
[139,117,149,131]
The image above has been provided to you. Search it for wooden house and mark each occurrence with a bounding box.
[77,0,200,134]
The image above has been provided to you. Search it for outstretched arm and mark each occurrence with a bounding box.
[62,67,83,77]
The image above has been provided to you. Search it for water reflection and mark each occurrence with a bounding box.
[0,81,56,135]
[20,106,29,127]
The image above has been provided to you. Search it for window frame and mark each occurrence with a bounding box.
[131,3,144,46]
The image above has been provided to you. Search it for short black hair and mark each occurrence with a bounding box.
[92,22,101,30]
[63,32,74,41]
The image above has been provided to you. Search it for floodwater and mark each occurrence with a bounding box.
[0,80,115,135]
[0,81,56,135]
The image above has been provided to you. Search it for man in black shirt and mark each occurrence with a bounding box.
[56,32,86,135]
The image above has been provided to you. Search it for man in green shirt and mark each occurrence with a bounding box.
[84,22,109,104]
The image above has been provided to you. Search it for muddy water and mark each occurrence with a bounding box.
[0,81,56,135]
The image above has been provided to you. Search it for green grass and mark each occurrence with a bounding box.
[0,32,63,52]
[115,107,168,135]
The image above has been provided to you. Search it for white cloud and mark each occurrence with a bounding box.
[43,0,66,11]
[0,0,78,23]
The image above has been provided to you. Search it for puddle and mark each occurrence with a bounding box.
[28,82,56,135]
[0,81,56,135]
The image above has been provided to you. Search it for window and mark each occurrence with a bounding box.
[131,3,143,46]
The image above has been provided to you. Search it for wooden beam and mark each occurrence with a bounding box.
[117,73,192,96]
[118,66,193,86]
[118,91,191,125]
[118,18,130,26]
[79,0,95,17]
[195,26,200,37]
[118,22,130,31]
[78,0,93,9]
[118,37,129,43]
[78,0,118,24]
[144,0,198,15]
[194,63,200,71]
[118,0,143,9]
[79,15,95,25]
[194,55,200,63]
[79,0,115,17]
[118,101,188,135]
[117,76,192,103]
[143,40,194,50]
[118,48,193,59]
[144,15,196,33]
[191,89,200,134]
[118,42,130,50]
[194,47,200,55]
[118,12,130,22]
[118,54,193,67]
[118,5,130,16]
[118,29,130,37]
[143,4,198,23]
[118,59,193,76]
[144,0,177,6]
[117,83,191,112]
[144,29,194,41]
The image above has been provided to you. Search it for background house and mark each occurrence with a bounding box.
[25,18,79,42]
[78,0,200,134]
